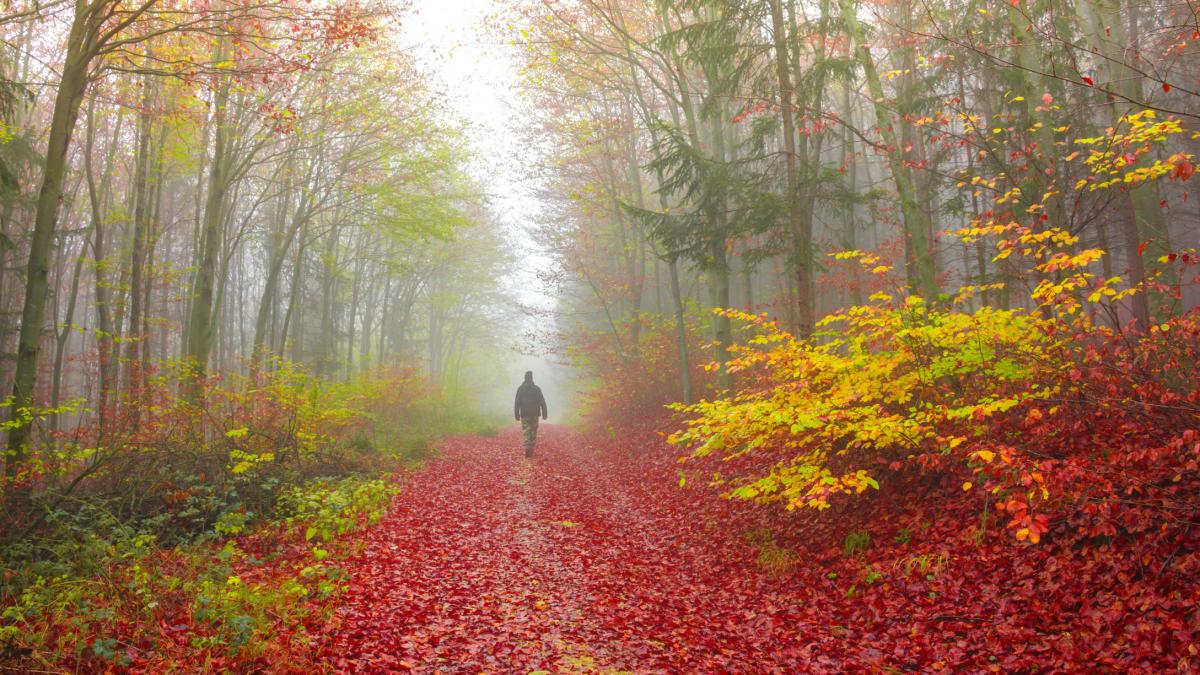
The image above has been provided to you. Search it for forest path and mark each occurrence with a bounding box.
[323,425,818,673]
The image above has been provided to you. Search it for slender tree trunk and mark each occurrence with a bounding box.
[318,223,339,376]
[840,77,863,307]
[81,100,123,439]
[770,0,813,335]
[184,41,232,392]
[50,234,86,432]
[667,257,692,404]
[839,0,938,301]
[346,254,362,379]
[278,220,309,363]
[124,74,156,404]
[5,6,94,478]
[252,185,311,370]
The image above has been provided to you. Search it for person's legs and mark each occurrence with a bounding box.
[521,416,539,457]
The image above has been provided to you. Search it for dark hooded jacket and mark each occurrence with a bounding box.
[514,374,548,420]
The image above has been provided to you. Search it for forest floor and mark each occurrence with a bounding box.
[317,424,1192,674]
[322,425,821,673]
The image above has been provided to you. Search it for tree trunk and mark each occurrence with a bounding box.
[668,257,692,404]
[252,183,311,371]
[124,74,156,403]
[839,0,938,301]
[183,42,232,392]
[50,233,86,432]
[5,6,94,478]
[770,0,813,335]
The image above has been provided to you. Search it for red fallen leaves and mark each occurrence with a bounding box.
[318,414,1200,672]
[323,426,821,671]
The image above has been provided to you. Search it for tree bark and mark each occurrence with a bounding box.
[839,0,938,301]
[5,2,94,478]
[770,0,813,335]
[183,40,232,393]
[668,257,692,404]
[124,73,156,402]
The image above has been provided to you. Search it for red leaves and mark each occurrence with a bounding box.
[310,385,1200,672]
[1171,158,1195,181]
[1081,76,1095,86]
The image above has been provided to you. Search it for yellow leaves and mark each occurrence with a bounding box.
[228,449,275,475]
[830,250,893,277]
[1073,110,1187,191]
[1084,276,1137,305]
[831,250,869,260]
[1036,248,1104,274]
[673,293,1056,518]
[962,482,973,491]
[995,186,1022,205]
[952,283,1008,304]
[954,221,1013,243]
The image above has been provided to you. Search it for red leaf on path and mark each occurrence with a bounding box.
[1171,159,1195,181]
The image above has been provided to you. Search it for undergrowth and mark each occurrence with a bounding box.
[0,361,469,670]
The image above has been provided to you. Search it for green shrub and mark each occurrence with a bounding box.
[278,475,396,544]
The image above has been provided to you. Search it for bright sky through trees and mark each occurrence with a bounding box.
[398,0,568,406]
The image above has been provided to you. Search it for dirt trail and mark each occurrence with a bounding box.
[324,426,815,673]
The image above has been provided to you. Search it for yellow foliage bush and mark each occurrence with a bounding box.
[669,294,1059,511]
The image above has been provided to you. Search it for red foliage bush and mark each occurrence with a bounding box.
[568,314,712,429]
[662,308,1200,669]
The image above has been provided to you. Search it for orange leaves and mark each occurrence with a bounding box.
[1000,497,1050,544]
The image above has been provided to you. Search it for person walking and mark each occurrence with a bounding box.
[514,371,548,457]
